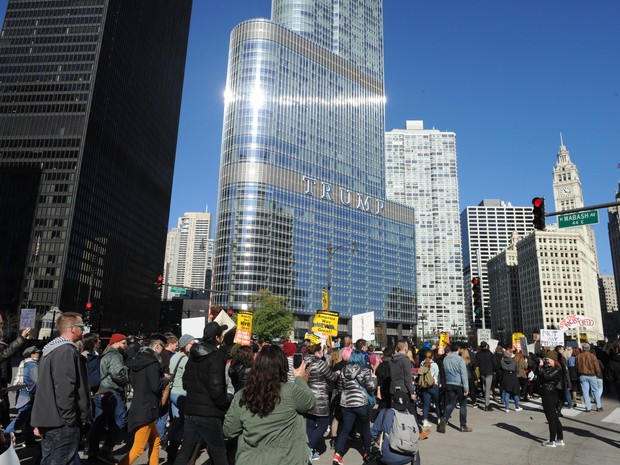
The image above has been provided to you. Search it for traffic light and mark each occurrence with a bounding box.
[85,301,92,311]
[228,309,234,317]
[84,301,92,324]
[532,197,546,231]
[156,275,163,290]
[472,277,482,319]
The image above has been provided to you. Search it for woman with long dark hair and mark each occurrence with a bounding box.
[537,351,564,447]
[224,345,315,465]
[228,345,254,393]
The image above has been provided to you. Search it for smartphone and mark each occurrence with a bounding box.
[293,353,303,369]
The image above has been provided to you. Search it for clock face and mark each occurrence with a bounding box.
[560,186,572,197]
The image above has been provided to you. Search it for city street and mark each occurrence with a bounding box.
[12,393,619,465]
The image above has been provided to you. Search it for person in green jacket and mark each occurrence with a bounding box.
[224,344,315,465]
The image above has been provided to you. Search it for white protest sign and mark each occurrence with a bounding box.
[182,317,205,338]
[19,308,36,329]
[540,329,564,347]
[213,310,236,335]
[352,311,375,341]
[477,329,492,347]
[488,339,499,354]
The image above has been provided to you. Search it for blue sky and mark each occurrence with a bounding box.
[1,1,619,274]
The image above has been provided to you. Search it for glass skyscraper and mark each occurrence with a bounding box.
[0,1,192,332]
[211,0,417,338]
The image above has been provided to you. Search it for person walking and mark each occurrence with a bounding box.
[119,335,169,465]
[437,344,471,434]
[173,322,232,465]
[165,334,196,463]
[332,350,377,465]
[514,352,529,402]
[88,333,129,464]
[554,346,573,412]
[460,348,478,407]
[223,344,314,465]
[304,344,338,462]
[31,312,90,464]
[537,351,564,447]
[418,350,441,428]
[473,341,497,411]
[4,346,40,445]
[576,343,602,412]
[500,350,522,412]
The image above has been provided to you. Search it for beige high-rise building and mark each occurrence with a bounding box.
[163,211,212,300]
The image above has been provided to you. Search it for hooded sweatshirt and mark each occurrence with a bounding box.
[388,352,415,396]
[31,336,90,428]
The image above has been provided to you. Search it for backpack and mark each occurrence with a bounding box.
[386,409,419,455]
[417,365,434,389]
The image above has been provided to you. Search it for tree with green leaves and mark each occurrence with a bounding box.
[249,289,294,343]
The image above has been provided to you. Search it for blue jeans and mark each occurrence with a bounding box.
[89,392,127,456]
[442,384,467,428]
[306,414,330,451]
[579,375,601,410]
[5,397,35,442]
[421,384,442,421]
[174,415,227,465]
[335,405,371,457]
[564,388,573,408]
[168,393,186,444]
[40,424,81,465]
[503,391,520,410]
[155,410,169,438]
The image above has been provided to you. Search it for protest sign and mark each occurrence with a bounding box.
[304,332,320,344]
[214,309,235,334]
[488,339,499,354]
[233,312,253,346]
[182,317,205,338]
[352,311,375,341]
[559,314,595,331]
[20,308,36,329]
[512,332,526,351]
[438,332,450,355]
[539,329,564,347]
[477,328,491,347]
[312,310,339,336]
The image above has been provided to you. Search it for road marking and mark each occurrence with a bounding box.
[601,407,620,424]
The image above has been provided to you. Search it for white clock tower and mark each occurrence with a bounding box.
[553,136,584,213]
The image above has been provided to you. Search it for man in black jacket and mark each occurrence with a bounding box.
[474,341,498,411]
[174,322,232,465]
[31,312,90,465]
[606,340,620,403]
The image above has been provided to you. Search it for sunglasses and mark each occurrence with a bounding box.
[71,324,86,328]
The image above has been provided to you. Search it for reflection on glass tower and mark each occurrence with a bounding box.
[212,0,417,337]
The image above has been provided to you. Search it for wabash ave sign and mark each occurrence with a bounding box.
[303,176,385,215]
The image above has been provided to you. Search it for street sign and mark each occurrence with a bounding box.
[557,210,599,228]
[170,287,187,295]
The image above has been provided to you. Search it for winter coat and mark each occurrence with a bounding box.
[576,351,600,376]
[337,363,376,408]
[126,347,166,432]
[83,351,101,393]
[474,348,498,377]
[605,353,620,388]
[98,348,129,394]
[0,335,26,365]
[500,357,520,395]
[388,353,415,396]
[537,364,562,395]
[182,342,231,418]
[303,354,337,416]
[31,337,90,428]
[224,377,315,465]
[376,356,392,407]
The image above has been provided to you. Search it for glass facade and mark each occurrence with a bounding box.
[0,0,192,332]
[212,1,417,334]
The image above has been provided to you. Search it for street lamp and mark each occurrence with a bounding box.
[418,313,427,342]
[451,322,459,340]
[326,241,358,311]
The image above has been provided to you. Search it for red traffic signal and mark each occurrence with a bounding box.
[471,277,479,286]
[85,301,92,310]
[532,197,546,230]
[156,275,164,289]
[471,276,482,318]
[228,309,234,316]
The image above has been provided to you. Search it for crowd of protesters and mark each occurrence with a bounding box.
[0,311,619,465]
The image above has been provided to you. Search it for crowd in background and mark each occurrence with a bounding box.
[0,313,619,465]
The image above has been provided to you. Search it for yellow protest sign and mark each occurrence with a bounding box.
[312,310,339,336]
[438,332,450,355]
[322,288,329,310]
[234,312,253,346]
[512,332,525,352]
[304,332,320,344]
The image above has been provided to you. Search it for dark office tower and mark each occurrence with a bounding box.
[212,0,417,340]
[0,1,192,332]
[609,182,620,310]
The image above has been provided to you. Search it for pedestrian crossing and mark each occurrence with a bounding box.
[601,407,620,424]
